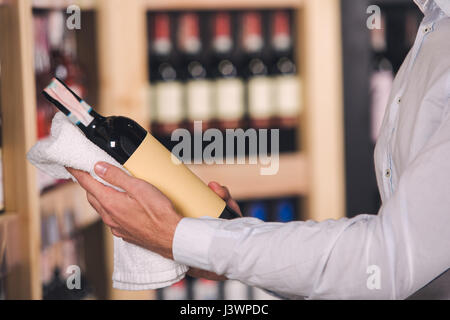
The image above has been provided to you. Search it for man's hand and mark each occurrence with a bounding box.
[67,162,242,271]
[67,162,181,259]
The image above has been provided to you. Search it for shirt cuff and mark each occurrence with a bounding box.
[172,217,224,271]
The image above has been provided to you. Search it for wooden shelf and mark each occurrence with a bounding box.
[0,213,18,227]
[188,152,307,200]
[32,0,97,10]
[143,0,303,11]
[0,0,345,300]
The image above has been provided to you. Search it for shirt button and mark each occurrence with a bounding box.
[385,169,391,178]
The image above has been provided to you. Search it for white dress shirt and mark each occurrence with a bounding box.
[172,0,450,299]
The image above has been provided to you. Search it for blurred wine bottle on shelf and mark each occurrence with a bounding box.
[240,196,300,223]
[41,214,63,299]
[253,287,281,300]
[149,13,184,150]
[211,12,245,130]
[60,210,93,300]
[147,9,300,158]
[223,280,251,300]
[246,201,268,221]
[33,9,88,192]
[34,10,87,140]
[41,210,93,300]
[369,12,393,143]
[158,279,188,300]
[178,13,213,163]
[192,278,220,300]
[270,10,300,153]
[179,13,213,132]
[274,198,295,222]
[242,11,272,130]
[48,10,86,98]
[33,12,53,140]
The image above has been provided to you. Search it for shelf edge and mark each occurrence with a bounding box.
[188,152,308,200]
[32,0,97,10]
[143,0,304,11]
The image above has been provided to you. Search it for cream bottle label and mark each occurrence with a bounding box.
[186,79,213,121]
[274,75,302,117]
[124,134,226,218]
[153,81,184,123]
[215,78,245,120]
[248,76,273,119]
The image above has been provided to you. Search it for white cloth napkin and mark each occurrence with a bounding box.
[27,112,188,290]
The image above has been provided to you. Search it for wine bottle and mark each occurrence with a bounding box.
[270,10,300,153]
[33,13,53,139]
[178,13,213,131]
[160,279,188,300]
[223,280,250,300]
[149,13,184,150]
[242,11,273,129]
[274,199,295,222]
[42,77,240,220]
[211,12,245,130]
[246,201,268,221]
[48,10,86,98]
[178,13,212,164]
[192,278,220,300]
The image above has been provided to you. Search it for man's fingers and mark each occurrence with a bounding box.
[208,181,231,201]
[67,167,116,200]
[94,162,138,193]
[208,181,242,216]
[227,199,242,216]
[86,192,120,228]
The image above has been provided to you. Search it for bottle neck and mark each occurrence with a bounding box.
[153,13,172,56]
[271,11,292,52]
[179,13,202,55]
[213,12,233,54]
[242,12,264,53]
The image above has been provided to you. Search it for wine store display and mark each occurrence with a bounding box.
[33,9,88,192]
[40,210,94,300]
[148,9,301,156]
